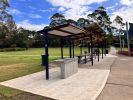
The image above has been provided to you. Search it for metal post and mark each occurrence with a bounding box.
[80,40,83,55]
[72,40,74,58]
[126,22,131,56]
[60,38,63,59]
[122,39,125,51]
[90,33,93,66]
[104,39,106,56]
[102,44,103,59]
[44,31,49,80]
[97,43,99,62]
[69,37,72,58]
[119,32,122,52]
[88,42,90,53]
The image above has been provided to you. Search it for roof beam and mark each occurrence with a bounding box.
[57,29,74,35]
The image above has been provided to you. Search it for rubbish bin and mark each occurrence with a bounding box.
[106,50,108,54]
[41,55,46,66]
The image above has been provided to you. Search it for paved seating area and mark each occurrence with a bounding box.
[0,47,117,100]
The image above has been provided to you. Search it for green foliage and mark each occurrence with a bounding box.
[77,18,89,27]
[0,48,27,52]
[67,19,77,25]
[50,13,67,27]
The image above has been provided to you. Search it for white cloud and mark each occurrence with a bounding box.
[106,6,115,11]
[58,7,66,12]
[46,0,107,20]
[64,6,92,20]
[17,20,47,31]
[8,9,21,15]
[29,14,42,19]
[111,6,133,23]
[40,8,55,13]
[46,0,107,8]
[110,0,133,24]
[120,0,133,6]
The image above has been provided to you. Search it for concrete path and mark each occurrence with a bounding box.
[0,48,116,100]
[109,47,117,55]
[97,54,133,100]
[0,68,109,100]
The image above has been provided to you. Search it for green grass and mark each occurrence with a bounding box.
[115,48,128,52]
[0,47,90,97]
[0,47,88,56]
[0,85,23,97]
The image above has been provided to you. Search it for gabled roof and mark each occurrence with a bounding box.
[38,23,106,41]
[38,23,87,37]
[84,23,106,34]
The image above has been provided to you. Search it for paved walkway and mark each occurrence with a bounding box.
[0,48,116,100]
[97,52,133,100]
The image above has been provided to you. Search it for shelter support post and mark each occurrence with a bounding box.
[102,43,103,59]
[69,37,72,58]
[97,43,99,62]
[72,40,75,58]
[44,31,49,80]
[60,38,64,59]
[88,42,90,53]
[104,40,106,56]
[90,33,93,66]
[80,40,83,55]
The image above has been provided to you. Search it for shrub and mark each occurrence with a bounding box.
[0,48,27,52]
[10,44,17,48]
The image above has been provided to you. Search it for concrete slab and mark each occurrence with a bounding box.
[97,84,133,100]
[79,54,117,70]
[0,68,109,100]
[0,47,117,100]
[97,51,133,100]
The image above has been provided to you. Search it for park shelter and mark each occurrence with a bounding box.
[38,23,107,80]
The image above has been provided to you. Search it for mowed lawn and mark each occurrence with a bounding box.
[0,47,88,98]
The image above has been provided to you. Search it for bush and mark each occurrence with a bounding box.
[0,48,27,52]
[114,43,133,48]
[10,44,17,48]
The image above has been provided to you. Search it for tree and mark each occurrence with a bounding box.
[67,19,77,26]
[0,0,10,23]
[87,13,96,23]
[88,6,112,33]
[50,13,67,27]
[0,0,17,48]
[113,15,125,51]
[77,18,89,27]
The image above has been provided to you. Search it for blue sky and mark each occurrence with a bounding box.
[8,0,133,31]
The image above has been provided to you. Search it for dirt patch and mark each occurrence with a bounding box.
[0,63,27,69]
[0,92,55,100]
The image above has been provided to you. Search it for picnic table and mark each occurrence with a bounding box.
[77,53,91,64]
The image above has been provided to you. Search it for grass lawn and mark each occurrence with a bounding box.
[0,47,89,98]
[115,47,128,51]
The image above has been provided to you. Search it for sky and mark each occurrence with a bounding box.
[8,0,133,31]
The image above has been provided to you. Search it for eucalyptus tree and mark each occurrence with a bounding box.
[50,13,67,27]
[88,6,112,33]
[67,19,77,26]
[0,0,10,23]
[87,6,113,47]
[77,18,89,27]
[0,0,17,47]
[113,15,125,51]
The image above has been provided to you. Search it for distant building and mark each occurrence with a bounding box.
[128,23,133,37]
